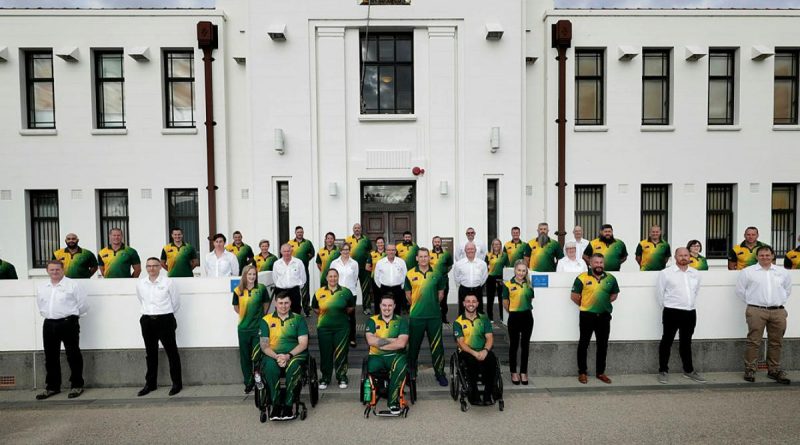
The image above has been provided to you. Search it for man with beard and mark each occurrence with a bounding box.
[226,231,255,271]
[525,223,564,272]
[454,242,488,316]
[728,227,770,271]
[345,223,374,315]
[396,231,419,271]
[52,233,98,279]
[288,226,315,316]
[430,235,454,323]
[504,226,530,268]
[453,294,496,405]
[160,227,199,278]
[636,225,671,271]
[316,232,339,286]
[571,254,619,384]
[455,227,487,262]
[583,224,628,272]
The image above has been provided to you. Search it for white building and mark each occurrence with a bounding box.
[1,1,799,280]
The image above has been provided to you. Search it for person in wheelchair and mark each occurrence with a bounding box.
[258,291,309,420]
[453,293,497,406]
[365,294,409,415]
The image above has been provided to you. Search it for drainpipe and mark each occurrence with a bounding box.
[197,21,219,250]
[551,20,572,246]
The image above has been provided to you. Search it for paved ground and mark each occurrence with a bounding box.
[2,370,799,444]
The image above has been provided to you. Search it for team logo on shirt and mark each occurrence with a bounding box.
[412,277,419,281]
[462,324,468,329]
[270,323,276,327]
[586,282,593,286]
[376,325,381,330]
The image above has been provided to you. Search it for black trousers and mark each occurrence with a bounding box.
[274,286,302,315]
[376,284,406,314]
[43,316,84,391]
[658,307,696,373]
[140,314,182,388]
[457,285,484,316]
[440,281,450,322]
[507,311,534,374]
[577,311,611,375]
[484,276,504,320]
[459,350,496,401]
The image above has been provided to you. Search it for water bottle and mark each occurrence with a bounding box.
[254,372,264,390]
[362,377,372,403]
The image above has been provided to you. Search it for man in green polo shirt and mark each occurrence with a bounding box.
[525,222,564,272]
[52,233,98,278]
[160,228,199,278]
[226,231,254,271]
[504,226,530,267]
[97,228,141,278]
[255,239,278,272]
[635,225,671,271]
[454,294,496,405]
[728,226,770,270]
[404,247,448,386]
[365,294,409,414]
[583,224,628,271]
[345,223,374,315]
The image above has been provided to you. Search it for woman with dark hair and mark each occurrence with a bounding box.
[313,268,355,390]
[205,233,239,277]
[502,259,534,385]
[686,240,708,271]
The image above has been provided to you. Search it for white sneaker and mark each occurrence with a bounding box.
[338,381,348,389]
[318,383,327,390]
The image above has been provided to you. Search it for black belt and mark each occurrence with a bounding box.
[143,313,174,319]
[45,315,79,322]
[460,285,483,291]
[379,284,403,288]
[748,304,784,310]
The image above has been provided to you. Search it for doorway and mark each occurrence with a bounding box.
[361,182,416,246]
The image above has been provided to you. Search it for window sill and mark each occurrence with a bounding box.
[706,125,741,132]
[27,268,48,278]
[19,129,57,136]
[358,114,417,122]
[91,128,128,135]
[640,125,674,132]
[574,125,608,133]
[772,125,800,131]
[161,127,198,135]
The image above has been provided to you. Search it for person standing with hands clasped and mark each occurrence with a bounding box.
[232,264,271,394]
[502,260,534,386]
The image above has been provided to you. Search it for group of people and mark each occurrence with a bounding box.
[19,222,798,402]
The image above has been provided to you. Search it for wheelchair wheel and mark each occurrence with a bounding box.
[308,357,319,408]
[300,405,308,421]
[449,354,458,401]
[493,357,504,401]
[360,358,369,405]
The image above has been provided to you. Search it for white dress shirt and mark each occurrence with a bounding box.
[272,257,307,288]
[565,238,591,258]
[330,257,360,295]
[557,257,588,274]
[736,263,792,307]
[454,257,489,287]
[374,257,407,287]
[656,265,701,310]
[37,277,89,319]
[455,239,488,263]
[205,250,240,278]
[136,275,180,315]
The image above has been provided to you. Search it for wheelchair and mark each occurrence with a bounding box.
[359,356,417,418]
[449,351,504,412]
[253,355,319,423]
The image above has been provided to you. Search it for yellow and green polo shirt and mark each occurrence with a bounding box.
[527,238,564,272]
[52,247,98,279]
[233,283,270,331]
[502,279,534,312]
[689,255,709,271]
[255,252,277,272]
[225,242,254,271]
[366,314,408,356]
[583,238,628,272]
[345,235,373,272]
[97,244,141,278]
[370,250,387,276]
[784,247,800,270]
[504,240,530,267]
[453,313,493,352]
[288,238,315,267]
[404,266,446,319]
[635,239,671,271]
[397,242,419,270]
[312,285,355,330]
[571,272,620,314]
[430,249,454,276]
[0,259,18,280]
[258,311,309,355]
[316,246,340,286]
[728,241,768,270]
[486,251,508,277]
[160,242,198,278]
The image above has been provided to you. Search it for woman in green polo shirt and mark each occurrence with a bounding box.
[232,265,271,393]
[502,259,534,386]
[313,268,355,390]
[687,240,709,271]
[485,238,507,321]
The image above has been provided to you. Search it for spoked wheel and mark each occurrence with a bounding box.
[449,355,458,401]
[460,399,469,412]
[308,358,319,407]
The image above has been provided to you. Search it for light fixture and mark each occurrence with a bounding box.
[485,23,504,41]
[751,45,774,61]
[268,24,287,41]
[617,45,639,61]
[55,47,79,62]
[0,47,8,63]
[328,182,338,196]
[381,75,393,84]
[490,127,500,153]
[233,56,246,64]
[684,46,706,62]
[274,129,285,155]
[126,47,150,62]
[439,180,449,195]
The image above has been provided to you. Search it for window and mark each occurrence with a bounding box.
[277,181,290,244]
[94,51,125,128]
[575,185,604,237]
[360,32,413,114]
[29,190,60,268]
[487,179,499,246]
[772,184,797,257]
[642,49,670,125]
[774,50,799,125]
[641,185,669,241]
[708,49,735,125]
[575,49,604,125]
[163,50,195,128]
[706,184,734,259]
[167,189,199,248]
[25,50,55,129]
[98,190,129,247]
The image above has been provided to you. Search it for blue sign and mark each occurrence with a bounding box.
[230,278,241,292]
[531,274,549,288]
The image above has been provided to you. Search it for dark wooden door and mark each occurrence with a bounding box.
[362,211,416,247]
[360,181,417,248]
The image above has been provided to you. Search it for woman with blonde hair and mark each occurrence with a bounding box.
[232,264,271,393]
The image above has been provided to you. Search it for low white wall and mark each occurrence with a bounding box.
[1,270,798,352]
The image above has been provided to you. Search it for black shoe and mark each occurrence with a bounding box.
[349,340,357,348]
[744,369,756,382]
[244,384,254,394]
[36,389,59,400]
[168,385,182,396]
[67,388,84,399]
[137,386,156,397]
[269,405,281,421]
[767,370,791,385]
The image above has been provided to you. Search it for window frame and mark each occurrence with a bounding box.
[98,189,129,248]
[277,181,290,245]
[166,189,200,248]
[771,184,797,258]
[574,185,605,237]
[574,48,605,126]
[163,50,196,128]
[641,49,671,126]
[25,50,56,129]
[705,184,734,259]
[359,31,414,115]
[487,178,499,246]
[94,50,126,129]
[707,49,736,126]
[29,190,60,269]
[774,50,799,125]
[640,184,670,241]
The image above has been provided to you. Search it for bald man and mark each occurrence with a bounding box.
[52,233,98,279]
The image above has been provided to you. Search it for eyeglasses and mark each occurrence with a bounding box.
[466,231,475,235]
